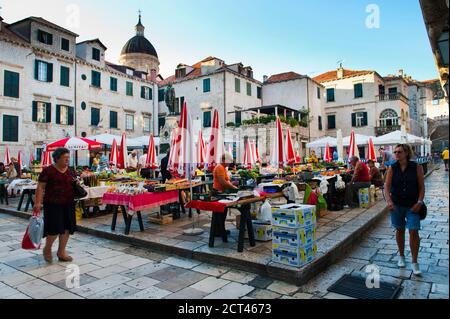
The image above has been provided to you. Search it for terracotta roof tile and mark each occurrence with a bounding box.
[0,22,29,45]
[313,69,374,83]
[266,72,304,83]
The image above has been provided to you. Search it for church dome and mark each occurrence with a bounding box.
[120,14,158,58]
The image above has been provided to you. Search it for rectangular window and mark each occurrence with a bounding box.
[126,82,133,96]
[158,89,165,102]
[56,105,70,125]
[235,78,241,93]
[32,101,51,123]
[37,29,53,45]
[92,48,101,61]
[352,112,368,127]
[203,111,211,128]
[2,115,19,142]
[110,77,118,91]
[3,70,20,98]
[125,114,134,131]
[203,78,211,93]
[317,87,321,99]
[110,111,118,129]
[354,83,363,98]
[61,38,70,51]
[60,66,70,87]
[158,117,166,134]
[91,107,100,126]
[141,86,152,100]
[388,87,398,99]
[327,115,336,129]
[235,111,242,125]
[326,88,335,102]
[91,70,101,88]
[318,116,323,130]
[143,116,151,132]
[35,60,53,82]
[246,82,252,96]
[257,87,262,99]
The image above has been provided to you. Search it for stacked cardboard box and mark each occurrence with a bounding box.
[271,204,317,268]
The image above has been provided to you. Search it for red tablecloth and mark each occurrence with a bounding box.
[102,190,179,212]
[185,200,229,213]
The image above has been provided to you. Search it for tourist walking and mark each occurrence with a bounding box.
[384,144,425,275]
[33,148,77,263]
[442,147,449,171]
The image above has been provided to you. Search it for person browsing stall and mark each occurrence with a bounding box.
[128,150,138,171]
[160,149,172,183]
[213,153,238,192]
[367,160,383,187]
[344,156,371,208]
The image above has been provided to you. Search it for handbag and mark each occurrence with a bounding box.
[73,180,88,200]
[419,203,427,220]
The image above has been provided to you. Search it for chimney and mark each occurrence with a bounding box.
[398,69,404,77]
[150,69,157,81]
[337,64,344,79]
[263,75,268,83]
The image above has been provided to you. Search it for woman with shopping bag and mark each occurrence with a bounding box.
[33,148,77,263]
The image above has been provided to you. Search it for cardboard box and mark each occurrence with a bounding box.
[358,188,370,208]
[252,220,272,241]
[272,224,316,248]
[272,243,317,268]
[271,204,316,228]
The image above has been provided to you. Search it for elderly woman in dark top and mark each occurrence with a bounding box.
[33,148,77,263]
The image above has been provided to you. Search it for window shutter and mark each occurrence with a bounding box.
[68,107,74,125]
[351,113,356,127]
[34,60,39,80]
[47,63,53,82]
[32,101,37,122]
[46,103,52,123]
[149,88,153,100]
[363,112,368,126]
[141,86,145,99]
[56,104,61,124]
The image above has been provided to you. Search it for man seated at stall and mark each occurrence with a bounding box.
[345,156,371,208]
[213,153,238,193]
[127,150,138,172]
[367,160,383,187]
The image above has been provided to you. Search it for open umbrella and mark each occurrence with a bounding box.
[197,131,206,168]
[117,133,128,169]
[324,143,332,162]
[348,130,359,159]
[206,109,224,169]
[271,117,285,168]
[41,150,52,167]
[46,137,102,151]
[3,146,11,165]
[110,138,119,166]
[146,134,158,169]
[367,137,377,161]
[285,127,296,165]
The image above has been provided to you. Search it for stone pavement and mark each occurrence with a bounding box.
[0,166,448,299]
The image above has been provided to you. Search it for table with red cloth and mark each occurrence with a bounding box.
[102,190,179,235]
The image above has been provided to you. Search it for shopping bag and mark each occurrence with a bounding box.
[22,212,44,250]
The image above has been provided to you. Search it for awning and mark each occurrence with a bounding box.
[306,136,337,148]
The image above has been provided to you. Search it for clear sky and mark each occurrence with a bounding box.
[0,0,438,81]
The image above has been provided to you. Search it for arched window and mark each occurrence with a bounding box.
[379,109,399,127]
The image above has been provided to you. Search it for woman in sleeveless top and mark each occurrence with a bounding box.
[384,144,425,276]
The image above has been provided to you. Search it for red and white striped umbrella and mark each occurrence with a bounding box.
[367,137,377,161]
[3,146,11,165]
[41,150,52,167]
[117,132,128,169]
[145,134,158,169]
[46,137,102,151]
[206,109,224,169]
[109,138,119,166]
[251,141,260,163]
[243,140,255,168]
[197,130,206,168]
[324,143,332,163]
[271,117,285,167]
[348,130,359,158]
[168,127,179,173]
[17,151,22,168]
[285,127,296,165]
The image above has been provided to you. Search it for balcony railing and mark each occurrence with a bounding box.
[377,93,409,103]
[375,125,401,136]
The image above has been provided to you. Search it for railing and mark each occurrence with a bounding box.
[377,93,409,103]
[375,125,401,136]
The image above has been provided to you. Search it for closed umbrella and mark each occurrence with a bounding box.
[41,150,52,167]
[109,138,119,166]
[324,143,332,162]
[168,127,179,173]
[172,101,194,177]
[145,134,158,169]
[243,140,255,168]
[348,130,359,158]
[3,146,11,165]
[117,133,128,169]
[285,127,296,165]
[197,130,206,168]
[271,117,285,168]
[206,109,224,169]
[252,141,260,163]
[367,137,377,161]
[17,151,22,169]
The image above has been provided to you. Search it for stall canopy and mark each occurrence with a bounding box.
[373,130,424,145]
[306,136,337,148]
[90,133,142,148]
[129,136,160,147]
[342,134,372,146]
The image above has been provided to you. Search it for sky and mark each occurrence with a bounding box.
[0,0,438,81]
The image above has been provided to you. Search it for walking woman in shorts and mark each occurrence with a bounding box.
[384,144,425,275]
[33,148,77,263]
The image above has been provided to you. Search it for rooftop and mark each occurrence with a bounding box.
[265,72,305,84]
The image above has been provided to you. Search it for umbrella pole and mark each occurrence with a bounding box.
[183,163,204,236]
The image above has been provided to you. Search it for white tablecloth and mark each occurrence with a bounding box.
[7,179,37,193]
[80,186,110,200]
